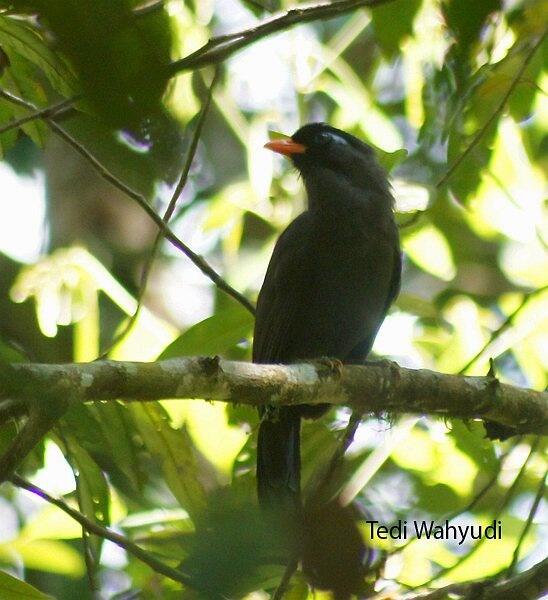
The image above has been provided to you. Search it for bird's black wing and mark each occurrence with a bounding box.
[385,224,402,312]
[253,211,315,364]
[253,211,317,507]
[345,235,401,363]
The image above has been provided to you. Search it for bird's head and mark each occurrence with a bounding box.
[264,123,387,196]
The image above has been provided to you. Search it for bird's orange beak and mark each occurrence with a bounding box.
[264,139,307,156]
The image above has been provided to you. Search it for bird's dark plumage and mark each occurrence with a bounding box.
[254,123,401,510]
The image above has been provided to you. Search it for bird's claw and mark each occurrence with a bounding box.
[315,357,344,380]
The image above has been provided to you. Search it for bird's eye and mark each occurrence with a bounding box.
[315,131,333,145]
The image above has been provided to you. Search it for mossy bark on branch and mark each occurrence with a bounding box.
[2,357,546,436]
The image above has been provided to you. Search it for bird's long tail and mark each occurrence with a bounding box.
[257,408,301,512]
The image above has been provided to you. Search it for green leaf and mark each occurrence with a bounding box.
[283,578,310,600]
[33,0,171,125]
[449,420,498,473]
[267,130,291,141]
[20,504,82,541]
[160,302,254,359]
[64,440,110,561]
[0,339,26,363]
[0,570,52,600]
[404,223,456,281]
[0,15,77,97]
[395,293,441,320]
[445,515,536,582]
[371,0,423,56]
[443,0,501,48]
[0,54,48,147]
[415,481,461,514]
[181,491,286,597]
[0,539,84,576]
[59,404,145,502]
[392,427,478,497]
[375,147,408,174]
[442,0,502,68]
[129,402,210,519]
[0,100,19,157]
[445,120,496,205]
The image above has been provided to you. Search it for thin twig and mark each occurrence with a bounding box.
[167,0,398,76]
[436,30,547,189]
[0,87,255,315]
[272,558,299,600]
[102,68,221,355]
[0,401,67,483]
[506,468,547,575]
[10,474,198,589]
[311,411,362,502]
[457,284,548,375]
[0,95,78,135]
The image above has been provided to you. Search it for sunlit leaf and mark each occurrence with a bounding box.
[403,224,456,281]
[449,421,498,473]
[0,539,84,576]
[397,539,454,586]
[440,515,535,582]
[437,297,486,374]
[392,427,477,496]
[19,504,81,541]
[395,293,441,320]
[375,147,408,174]
[267,130,291,141]
[160,302,254,359]
[164,399,248,476]
[371,0,423,56]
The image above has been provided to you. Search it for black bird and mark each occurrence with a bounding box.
[254,123,401,510]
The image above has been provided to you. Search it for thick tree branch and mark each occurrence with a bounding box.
[167,0,398,76]
[2,358,546,435]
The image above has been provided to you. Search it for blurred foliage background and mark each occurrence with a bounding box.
[0,0,546,598]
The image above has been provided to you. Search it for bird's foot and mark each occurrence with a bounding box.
[314,357,344,380]
[261,405,281,423]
